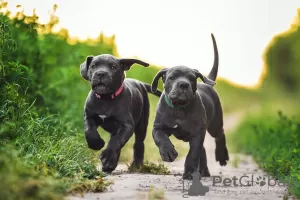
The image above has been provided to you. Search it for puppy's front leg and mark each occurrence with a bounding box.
[153,128,178,162]
[183,128,206,180]
[84,111,105,150]
[100,118,134,172]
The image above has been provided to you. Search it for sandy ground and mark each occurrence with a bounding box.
[67,113,293,200]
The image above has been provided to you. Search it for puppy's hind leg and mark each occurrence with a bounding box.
[132,97,149,168]
[132,121,147,168]
[199,147,211,177]
[208,100,229,166]
[208,126,229,166]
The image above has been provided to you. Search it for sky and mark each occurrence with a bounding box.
[7,0,300,87]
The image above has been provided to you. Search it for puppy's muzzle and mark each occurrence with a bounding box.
[169,93,188,102]
[91,70,114,94]
[179,81,190,90]
[168,81,194,105]
[95,70,108,78]
[92,70,110,85]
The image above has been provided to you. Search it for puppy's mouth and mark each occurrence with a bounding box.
[171,99,188,106]
[168,94,189,106]
[92,83,110,90]
[91,82,113,94]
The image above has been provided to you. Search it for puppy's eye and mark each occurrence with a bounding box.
[191,76,197,81]
[169,76,175,80]
[91,65,96,69]
[111,64,116,69]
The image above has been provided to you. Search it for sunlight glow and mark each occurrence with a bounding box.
[7,0,300,86]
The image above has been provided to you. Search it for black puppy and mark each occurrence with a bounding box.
[151,34,229,180]
[80,54,161,173]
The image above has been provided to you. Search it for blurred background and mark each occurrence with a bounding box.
[0,0,300,199]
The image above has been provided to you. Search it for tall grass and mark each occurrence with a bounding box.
[0,7,110,199]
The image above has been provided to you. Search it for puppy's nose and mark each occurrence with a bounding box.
[179,82,189,89]
[95,71,107,78]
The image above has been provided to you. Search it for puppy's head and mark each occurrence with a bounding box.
[151,66,215,106]
[80,54,149,94]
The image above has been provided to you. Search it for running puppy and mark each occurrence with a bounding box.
[80,54,161,173]
[151,34,229,179]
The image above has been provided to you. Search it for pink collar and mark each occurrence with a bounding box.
[95,83,124,99]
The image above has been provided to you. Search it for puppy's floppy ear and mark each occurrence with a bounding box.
[151,68,168,92]
[193,69,216,86]
[80,56,94,80]
[119,58,149,71]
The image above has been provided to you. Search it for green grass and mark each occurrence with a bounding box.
[0,148,65,200]
[0,146,112,200]
[0,61,112,199]
[228,108,300,198]
[128,161,170,175]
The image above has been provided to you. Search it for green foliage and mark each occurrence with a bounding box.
[0,148,66,200]
[263,8,300,93]
[229,9,300,192]
[0,62,100,179]
[229,111,300,198]
[0,2,117,108]
[0,2,113,198]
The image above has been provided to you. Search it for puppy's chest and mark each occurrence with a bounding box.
[163,111,200,129]
[95,109,118,129]
[168,119,198,142]
[94,106,114,120]
[172,126,192,142]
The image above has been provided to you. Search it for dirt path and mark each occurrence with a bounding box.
[68,113,291,200]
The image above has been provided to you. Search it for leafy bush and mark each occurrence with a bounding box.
[262,9,300,93]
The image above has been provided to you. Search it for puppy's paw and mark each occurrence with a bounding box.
[200,168,211,177]
[215,145,229,166]
[86,134,105,150]
[100,148,119,173]
[159,145,178,162]
[182,171,194,180]
[131,159,143,169]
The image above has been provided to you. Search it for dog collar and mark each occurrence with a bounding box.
[164,95,188,109]
[95,83,124,100]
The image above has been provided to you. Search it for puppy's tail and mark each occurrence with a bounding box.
[144,83,162,97]
[207,33,219,82]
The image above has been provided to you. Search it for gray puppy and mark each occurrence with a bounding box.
[151,34,229,180]
[80,54,161,173]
